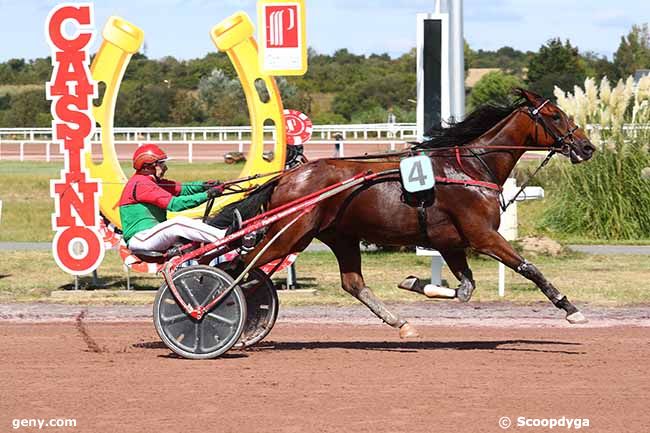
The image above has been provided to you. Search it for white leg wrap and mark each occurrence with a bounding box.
[423,284,457,299]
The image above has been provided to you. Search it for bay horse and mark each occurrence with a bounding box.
[209,88,596,338]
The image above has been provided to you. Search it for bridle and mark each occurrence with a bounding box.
[525,98,580,156]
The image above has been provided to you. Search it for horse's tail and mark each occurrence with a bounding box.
[206,180,278,229]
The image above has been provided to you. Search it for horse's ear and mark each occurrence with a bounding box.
[515,88,544,104]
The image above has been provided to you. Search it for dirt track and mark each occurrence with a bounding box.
[1,304,649,433]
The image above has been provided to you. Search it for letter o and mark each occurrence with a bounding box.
[53,226,104,275]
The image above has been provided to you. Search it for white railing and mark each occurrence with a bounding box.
[0,123,418,143]
[5,122,646,162]
[0,124,418,162]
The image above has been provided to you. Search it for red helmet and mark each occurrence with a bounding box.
[132,144,168,170]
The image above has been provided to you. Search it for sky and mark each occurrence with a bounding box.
[0,0,648,62]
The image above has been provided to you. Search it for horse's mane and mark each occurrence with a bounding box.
[415,99,525,149]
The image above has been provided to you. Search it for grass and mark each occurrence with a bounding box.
[0,161,246,242]
[0,249,648,306]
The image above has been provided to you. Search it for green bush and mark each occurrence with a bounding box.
[468,71,522,110]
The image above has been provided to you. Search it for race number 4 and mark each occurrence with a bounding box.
[400,155,435,193]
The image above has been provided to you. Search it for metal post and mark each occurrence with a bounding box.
[126,267,131,290]
[286,263,297,290]
[498,262,505,297]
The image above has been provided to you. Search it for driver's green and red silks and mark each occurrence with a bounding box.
[118,174,208,243]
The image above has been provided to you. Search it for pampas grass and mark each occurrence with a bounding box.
[545,76,650,240]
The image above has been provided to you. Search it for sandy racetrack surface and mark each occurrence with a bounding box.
[1,304,649,433]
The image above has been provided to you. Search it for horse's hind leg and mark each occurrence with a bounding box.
[440,249,475,302]
[318,233,419,338]
[471,230,587,324]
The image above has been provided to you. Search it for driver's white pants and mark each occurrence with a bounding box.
[128,216,227,252]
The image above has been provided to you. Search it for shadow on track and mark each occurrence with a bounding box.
[249,339,585,355]
[133,339,584,355]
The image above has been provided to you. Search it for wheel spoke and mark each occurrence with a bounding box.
[161,312,189,325]
[179,279,199,308]
[206,312,237,326]
[194,322,200,352]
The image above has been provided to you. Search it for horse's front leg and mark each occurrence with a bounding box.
[318,232,419,338]
[472,230,587,324]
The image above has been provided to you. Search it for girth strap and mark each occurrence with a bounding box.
[417,202,429,245]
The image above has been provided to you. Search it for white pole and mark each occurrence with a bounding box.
[449,0,465,121]
[498,262,505,297]
[20,141,24,161]
[188,142,193,163]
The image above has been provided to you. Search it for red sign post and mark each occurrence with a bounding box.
[46,4,105,275]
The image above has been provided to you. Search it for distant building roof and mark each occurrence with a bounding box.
[634,69,650,83]
[465,68,501,88]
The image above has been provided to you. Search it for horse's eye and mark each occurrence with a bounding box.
[552,113,562,122]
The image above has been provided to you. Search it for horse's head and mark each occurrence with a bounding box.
[516,88,596,164]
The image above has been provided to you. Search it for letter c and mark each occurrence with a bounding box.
[48,5,92,51]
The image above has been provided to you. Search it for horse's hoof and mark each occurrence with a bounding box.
[399,322,419,339]
[566,311,588,324]
[456,286,473,303]
[398,276,425,295]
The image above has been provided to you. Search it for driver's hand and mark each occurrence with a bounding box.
[203,179,222,190]
[206,184,225,199]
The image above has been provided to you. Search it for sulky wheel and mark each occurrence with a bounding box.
[153,265,247,359]
[232,268,279,349]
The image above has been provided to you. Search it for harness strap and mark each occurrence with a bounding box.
[417,203,429,245]
[434,176,501,191]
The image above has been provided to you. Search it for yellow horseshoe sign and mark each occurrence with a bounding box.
[87,13,287,229]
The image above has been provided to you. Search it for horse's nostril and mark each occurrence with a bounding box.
[584,144,595,154]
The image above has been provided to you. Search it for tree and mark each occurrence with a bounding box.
[0,89,49,127]
[115,83,175,126]
[581,51,617,81]
[331,73,415,120]
[464,41,474,77]
[468,71,522,109]
[526,38,586,99]
[613,24,650,80]
[198,69,248,125]
[170,91,206,125]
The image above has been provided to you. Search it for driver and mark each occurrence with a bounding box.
[118,144,229,253]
